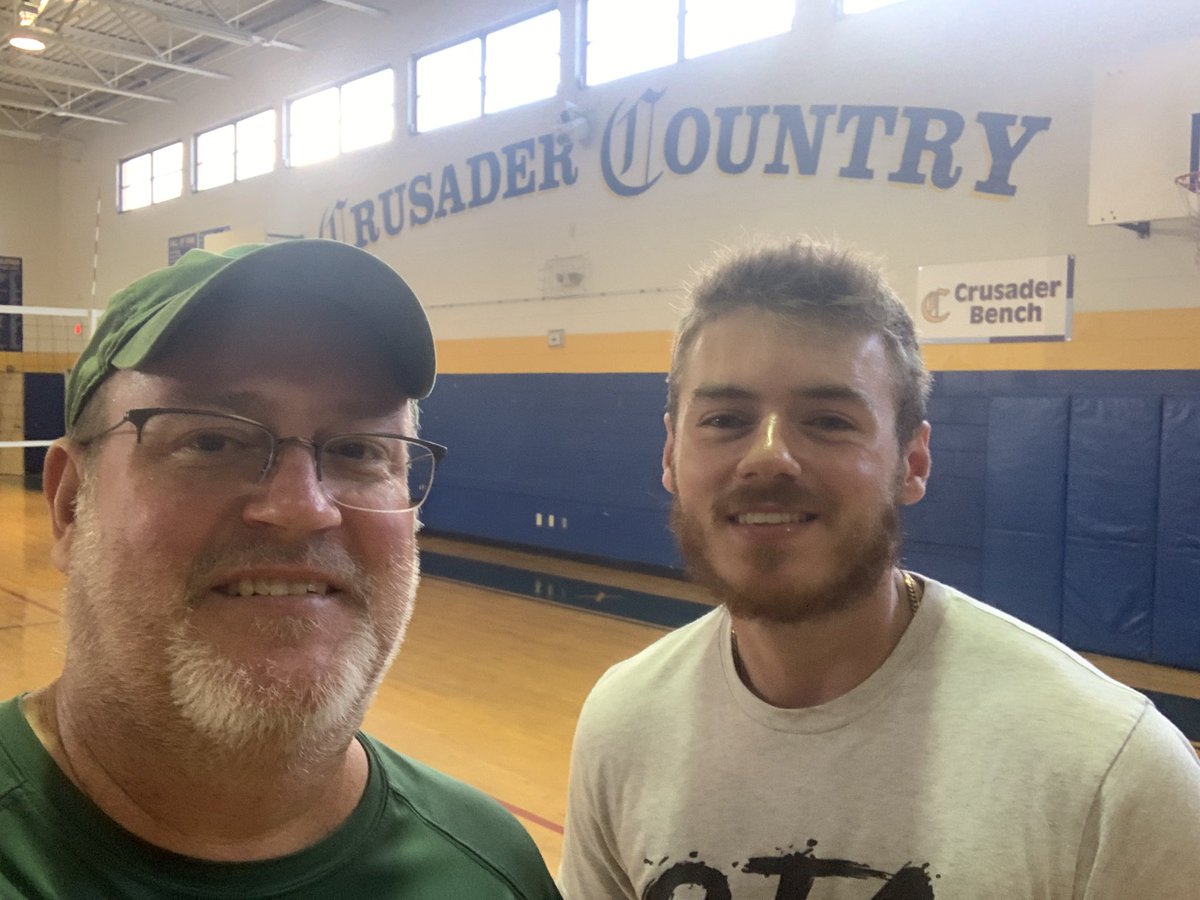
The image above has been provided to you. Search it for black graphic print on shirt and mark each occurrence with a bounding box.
[641,840,937,899]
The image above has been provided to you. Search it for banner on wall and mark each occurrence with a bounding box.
[915,255,1074,343]
[0,256,22,352]
[167,233,199,265]
[166,226,231,265]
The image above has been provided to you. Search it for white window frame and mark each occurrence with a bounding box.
[194,108,277,192]
[411,5,561,134]
[118,141,184,213]
[838,0,912,15]
[581,0,796,87]
[286,67,395,168]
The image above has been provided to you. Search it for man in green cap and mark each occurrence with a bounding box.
[0,240,561,899]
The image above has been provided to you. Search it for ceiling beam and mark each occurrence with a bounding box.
[0,127,44,141]
[0,97,124,124]
[0,63,174,102]
[318,0,386,15]
[53,28,232,78]
[0,78,50,100]
[100,0,304,49]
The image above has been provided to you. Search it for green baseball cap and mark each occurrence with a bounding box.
[66,239,435,428]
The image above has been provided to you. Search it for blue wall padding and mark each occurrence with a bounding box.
[981,398,1069,636]
[902,541,981,600]
[420,374,682,568]
[419,369,1200,669]
[899,395,988,598]
[1062,398,1160,659]
[903,473,986,550]
[23,373,64,475]
[900,391,989,597]
[1154,397,1200,667]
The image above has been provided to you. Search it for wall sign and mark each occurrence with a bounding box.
[916,255,1074,343]
[319,88,1053,251]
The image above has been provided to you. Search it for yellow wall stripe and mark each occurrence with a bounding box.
[923,307,1200,372]
[0,351,77,373]
[437,331,675,374]
[4,309,1197,377]
[437,308,1200,374]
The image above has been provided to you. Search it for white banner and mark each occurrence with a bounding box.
[915,255,1074,343]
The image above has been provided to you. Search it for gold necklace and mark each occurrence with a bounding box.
[729,571,923,686]
[902,570,922,616]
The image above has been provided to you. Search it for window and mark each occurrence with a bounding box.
[195,109,276,192]
[340,69,395,152]
[584,0,794,87]
[684,0,795,59]
[288,68,394,168]
[119,142,183,211]
[413,8,561,133]
[839,0,911,13]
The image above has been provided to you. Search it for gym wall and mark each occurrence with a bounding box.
[3,0,1198,667]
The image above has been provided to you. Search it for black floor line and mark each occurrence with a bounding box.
[421,551,710,629]
[421,551,1200,743]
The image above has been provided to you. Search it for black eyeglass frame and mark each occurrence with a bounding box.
[80,406,448,511]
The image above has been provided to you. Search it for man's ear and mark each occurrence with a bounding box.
[899,421,932,506]
[661,413,676,495]
[43,440,84,573]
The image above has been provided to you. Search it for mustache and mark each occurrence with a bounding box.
[712,483,823,517]
[183,539,368,608]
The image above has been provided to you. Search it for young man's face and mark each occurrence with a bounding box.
[49,297,420,759]
[663,307,930,622]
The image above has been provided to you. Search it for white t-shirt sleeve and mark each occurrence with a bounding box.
[1076,701,1200,899]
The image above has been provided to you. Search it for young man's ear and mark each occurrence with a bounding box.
[899,421,932,506]
[43,440,84,573]
[661,413,676,496]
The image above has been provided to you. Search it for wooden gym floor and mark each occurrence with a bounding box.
[2,477,1198,874]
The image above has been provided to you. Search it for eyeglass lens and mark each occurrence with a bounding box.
[134,411,435,511]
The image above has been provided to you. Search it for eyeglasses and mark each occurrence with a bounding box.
[82,407,447,513]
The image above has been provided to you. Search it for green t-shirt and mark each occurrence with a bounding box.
[0,696,561,899]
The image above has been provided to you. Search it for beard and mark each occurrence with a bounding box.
[64,476,417,768]
[161,544,416,768]
[670,479,902,624]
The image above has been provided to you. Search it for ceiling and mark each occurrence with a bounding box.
[0,0,384,140]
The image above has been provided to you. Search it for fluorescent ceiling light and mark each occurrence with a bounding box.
[9,1,49,52]
[8,28,48,52]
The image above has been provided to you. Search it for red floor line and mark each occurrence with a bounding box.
[498,799,564,835]
[0,587,61,618]
[0,620,58,630]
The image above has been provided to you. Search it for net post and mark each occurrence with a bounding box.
[1175,171,1200,267]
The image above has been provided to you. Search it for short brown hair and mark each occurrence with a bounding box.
[666,238,932,443]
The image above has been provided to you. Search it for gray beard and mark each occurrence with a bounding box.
[161,568,402,772]
[64,478,417,771]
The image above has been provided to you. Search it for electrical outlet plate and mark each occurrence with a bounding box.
[547,329,565,348]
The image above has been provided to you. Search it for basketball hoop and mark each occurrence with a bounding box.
[1177,171,1200,266]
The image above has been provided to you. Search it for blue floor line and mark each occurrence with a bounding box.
[420,551,1200,743]
[421,551,709,629]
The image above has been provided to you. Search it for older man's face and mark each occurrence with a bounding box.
[53,298,419,760]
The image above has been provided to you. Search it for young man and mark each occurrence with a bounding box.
[558,239,1200,899]
[0,241,560,899]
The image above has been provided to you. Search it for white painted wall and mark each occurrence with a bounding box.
[0,137,63,307]
[8,0,1200,336]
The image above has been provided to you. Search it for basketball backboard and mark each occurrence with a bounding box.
[1088,36,1200,226]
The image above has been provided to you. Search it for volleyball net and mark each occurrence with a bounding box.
[0,305,98,478]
